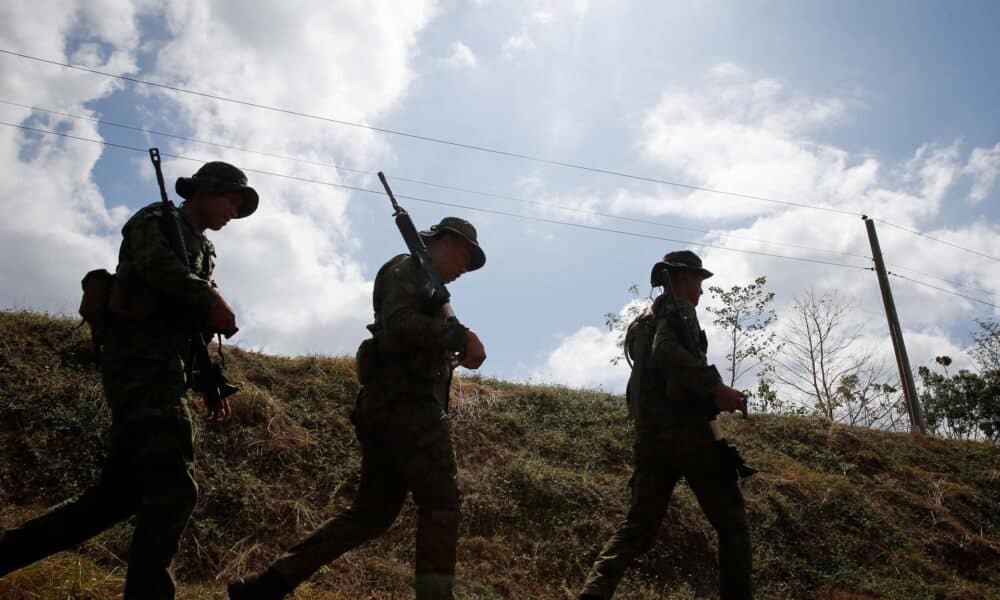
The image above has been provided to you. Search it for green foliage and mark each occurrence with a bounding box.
[919,356,1000,442]
[705,276,780,390]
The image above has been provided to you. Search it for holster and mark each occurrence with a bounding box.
[715,438,758,480]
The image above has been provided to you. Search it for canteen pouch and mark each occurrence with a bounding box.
[355,337,379,385]
[79,269,115,344]
[108,264,161,321]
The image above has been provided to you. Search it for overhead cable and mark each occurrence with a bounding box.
[888,272,999,310]
[1,120,877,272]
[1,99,874,263]
[4,48,995,262]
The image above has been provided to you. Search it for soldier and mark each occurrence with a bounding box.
[229,217,487,600]
[578,251,753,600]
[0,161,258,599]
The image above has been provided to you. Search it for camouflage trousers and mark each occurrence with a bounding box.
[581,421,752,600]
[265,385,461,600]
[0,359,198,600]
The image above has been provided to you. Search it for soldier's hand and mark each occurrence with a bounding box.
[208,292,238,336]
[207,397,231,423]
[461,329,487,369]
[712,384,749,418]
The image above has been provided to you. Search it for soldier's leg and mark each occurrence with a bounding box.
[116,362,198,600]
[684,459,752,600]
[0,365,150,577]
[400,408,461,600]
[125,464,198,600]
[0,462,136,576]
[264,439,407,593]
[579,463,681,599]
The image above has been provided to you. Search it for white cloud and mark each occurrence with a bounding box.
[0,0,144,313]
[709,62,747,81]
[441,41,478,68]
[538,65,998,392]
[532,325,627,391]
[146,0,437,355]
[964,142,1000,205]
[0,0,438,357]
[502,33,535,58]
[532,9,553,23]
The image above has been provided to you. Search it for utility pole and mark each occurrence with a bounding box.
[863,216,926,435]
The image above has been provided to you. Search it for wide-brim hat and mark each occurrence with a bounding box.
[650,249,713,286]
[176,161,259,218]
[419,216,486,271]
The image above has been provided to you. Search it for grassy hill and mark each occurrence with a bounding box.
[0,310,997,599]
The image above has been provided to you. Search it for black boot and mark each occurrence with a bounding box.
[228,569,291,600]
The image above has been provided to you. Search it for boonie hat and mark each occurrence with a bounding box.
[176,161,259,218]
[420,216,486,271]
[650,250,713,286]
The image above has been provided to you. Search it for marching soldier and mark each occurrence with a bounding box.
[578,250,754,600]
[0,160,257,599]
[229,217,487,600]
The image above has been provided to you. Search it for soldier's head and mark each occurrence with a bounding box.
[421,217,486,284]
[651,250,713,306]
[176,161,259,231]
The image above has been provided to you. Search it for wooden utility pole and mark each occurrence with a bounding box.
[863,216,926,434]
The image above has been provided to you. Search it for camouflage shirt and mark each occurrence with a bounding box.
[102,202,216,365]
[366,254,468,401]
[636,292,722,424]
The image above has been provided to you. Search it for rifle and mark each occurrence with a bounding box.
[659,267,757,478]
[377,172,465,408]
[376,172,455,319]
[149,148,240,409]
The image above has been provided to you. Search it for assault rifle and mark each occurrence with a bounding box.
[377,172,456,320]
[149,148,239,410]
[659,266,757,479]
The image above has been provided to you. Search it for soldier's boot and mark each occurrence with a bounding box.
[228,569,292,600]
[414,572,454,600]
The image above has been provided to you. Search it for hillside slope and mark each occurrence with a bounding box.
[0,310,997,599]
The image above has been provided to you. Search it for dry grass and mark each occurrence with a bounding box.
[1,310,998,599]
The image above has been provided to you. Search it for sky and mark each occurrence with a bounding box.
[1,0,998,398]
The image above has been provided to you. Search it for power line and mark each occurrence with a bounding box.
[876,218,999,263]
[4,47,995,263]
[0,99,875,263]
[16,99,996,296]
[881,262,996,299]
[1,120,877,272]
[888,272,998,310]
[0,48,858,216]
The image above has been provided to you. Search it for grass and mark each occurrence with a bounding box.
[0,310,998,599]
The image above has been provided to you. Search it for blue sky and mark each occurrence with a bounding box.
[1,0,997,396]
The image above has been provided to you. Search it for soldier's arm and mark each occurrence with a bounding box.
[651,311,722,396]
[125,213,217,315]
[380,280,468,354]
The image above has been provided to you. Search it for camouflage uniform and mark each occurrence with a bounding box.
[0,203,219,599]
[580,253,753,600]
[239,249,472,600]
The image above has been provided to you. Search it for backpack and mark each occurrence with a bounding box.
[623,306,656,419]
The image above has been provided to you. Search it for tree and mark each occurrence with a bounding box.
[918,320,1000,442]
[773,288,902,425]
[705,276,779,388]
[970,318,1000,372]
